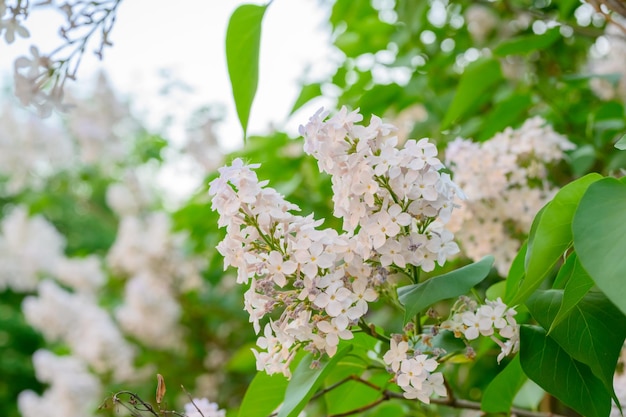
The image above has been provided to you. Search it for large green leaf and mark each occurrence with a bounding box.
[509,174,602,306]
[481,355,527,413]
[549,255,594,332]
[520,325,611,417]
[226,3,268,140]
[505,241,527,303]
[441,59,503,128]
[526,290,626,403]
[493,27,561,57]
[573,177,626,316]
[398,256,494,323]
[278,345,352,417]
[237,371,289,417]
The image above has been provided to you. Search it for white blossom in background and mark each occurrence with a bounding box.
[54,255,106,295]
[64,73,135,166]
[22,280,136,381]
[588,19,626,102]
[184,398,226,417]
[0,103,73,193]
[18,350,102,417]
[465,4,498,44]
[445,117,574,275]
[0,206,65,292]
[210,107,463,390]
[107,212,204,290]
[115,271,184,350]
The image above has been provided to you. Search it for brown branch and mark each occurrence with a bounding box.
[265,374,570,417]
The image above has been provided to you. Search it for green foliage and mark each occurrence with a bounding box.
[398,255,494,323]
[226,3,269,140]
[481,356,526,413]
[508,173,602,305]
[237,372,289,417]
[520,325,611,417]
[573,178,626,316]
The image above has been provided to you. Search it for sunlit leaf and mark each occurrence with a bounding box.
[573,178,626,316]
[520,325,611,417]
[237,371,289,417]
[398,256,494,323]
[290,83,322,115]
[226,3,269,140]
[278,345,352,417]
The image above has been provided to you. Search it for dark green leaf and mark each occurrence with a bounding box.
[278,345,352,417]
[226,3,268,140]
[549,255,594,332]
[398,256,494,323]
[290,83,322,115]
[441,59,503,128]
[526,290,626,403]
[520,325,611,417]
[573,178,626,316]
[481,355,527,413]
[509,174,602,306]
[493,27,561,57]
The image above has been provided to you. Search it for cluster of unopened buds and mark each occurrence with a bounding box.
[210,107,519,403]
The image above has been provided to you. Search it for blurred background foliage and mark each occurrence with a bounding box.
[1,0,625,416]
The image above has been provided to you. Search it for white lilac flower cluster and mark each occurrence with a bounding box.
[445,117,574,275]
[210,107,462,387]
[383,336,447,402]
[441,296,520,363]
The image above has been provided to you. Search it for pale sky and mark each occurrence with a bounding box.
[0,0,336,150]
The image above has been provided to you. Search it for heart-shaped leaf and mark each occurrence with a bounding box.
[573,177,626,316]
[520,325,611,417]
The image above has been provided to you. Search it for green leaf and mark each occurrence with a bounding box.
[290,83,322,115]
[505,241,527,303]
[493,27,561,56]
[398,256,494,323]
[237,371,289,417]
[477,93,532,141]
[481,355,527,413]
[278,345,352,417]
[441,59,503,128]
[520,325,611,417]
[615,133,626,150]
[509,173,602,306]
[573,178,626,316]
[226,3,268,140]
[549,255,594,332]
[526,290,626,403]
